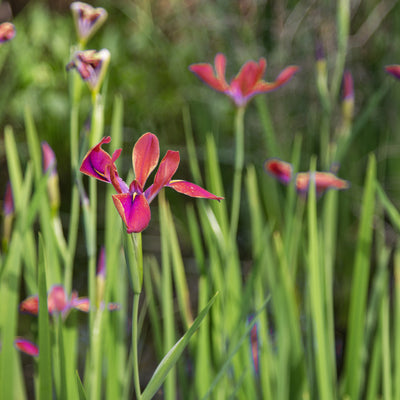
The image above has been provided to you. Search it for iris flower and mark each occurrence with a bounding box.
[70,2,107,45]
[295,171,349,196]
[80,132,223,233]
[66,49,110,94]
[14,338,39,357]
[265,158,349,196]
[0,22,16,44]
[385,65,400,80]
[20,285,89,319]
[189,53,299,108]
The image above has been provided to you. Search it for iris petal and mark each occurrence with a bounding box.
[112,192,151,233]
[14,338,39,357]
[264,158,293,184]
[145,150,180,203]
[19,295,39,315]
[167,180,223,200]
[132,133,160,189]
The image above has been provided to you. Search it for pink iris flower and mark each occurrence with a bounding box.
[0,22,16,44]
[80,133,223,233]
[189,53,299,107]
[14,338,39,357]
[295,171,350,196]
[70,2,108,45]
[264,158,293,185]
[19,285,89,319]
[265,159,349,196]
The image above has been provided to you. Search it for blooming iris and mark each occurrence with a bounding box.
[80,133,223,233]
[70,2,107,45]
[189,53,299,108]
[0,22,16,44]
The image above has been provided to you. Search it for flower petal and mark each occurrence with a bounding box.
[80,136,114,182]
[19,295,39,315]
[252,65,299,93]
[145,150,180,203]
[230,58,266,98]
[14,338,39,357]
[112,192,151,233]
[189,53,229,92]
[264,158,293,184]
[71,297,90,312]
[47,285,69,314]
[296,172,349,196]
[132,133,160,189]
[385,65,400,80]
[167,180,223,200]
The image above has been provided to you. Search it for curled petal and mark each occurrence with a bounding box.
[14,338,39,357]
[264,158,293,184]
[385,65,400,80]
[19,295,39,315]
[48,285,69,314]
[167,180,223,200]
[296,172,350,196]
[132,133,160,189]
[145,150,180,203]
[112,192,151,233]
[0,22,16,43]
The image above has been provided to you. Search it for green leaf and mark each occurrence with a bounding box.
[141,292,219,400]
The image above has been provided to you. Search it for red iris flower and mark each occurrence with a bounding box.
[385,65,400,80]
[296,171,349,196]
[189,53,299,107]
[80,132,223,233]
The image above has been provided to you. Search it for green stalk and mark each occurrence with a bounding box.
[230,106,245,241]
[132,293,142,400]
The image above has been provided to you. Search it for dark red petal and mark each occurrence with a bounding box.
[145,150,180,203]
[132,133,160,189]
[167,180,223,200]
[264,158,293,184]
[112,192,151,233]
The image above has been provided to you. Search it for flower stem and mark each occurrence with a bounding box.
[230,106,245,241]
[132,292,142,400]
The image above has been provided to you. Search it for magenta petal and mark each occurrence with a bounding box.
[14,338,39,357]
[145,150,180,203]
[112,192,151,233]
[80,136,115,182]
[167,180,223,200]
[132,133,160,189]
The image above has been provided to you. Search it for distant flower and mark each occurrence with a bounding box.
[70,2,107,45]
[385,65,400,80]
[66,49,110,94]
[189,53,299,108]
[41,142,60,212]
[248,317,259,374]
[14,338,39,357]
[80,133,223,233]
[0,22,16,44]
[342,70,354,121]
[19,285,90,320]
[296,171,350,196]
[3,182,14,216]
[264,158,293,185]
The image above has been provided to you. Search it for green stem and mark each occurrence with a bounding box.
[230,106,245,241]
[132,292,142,400]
